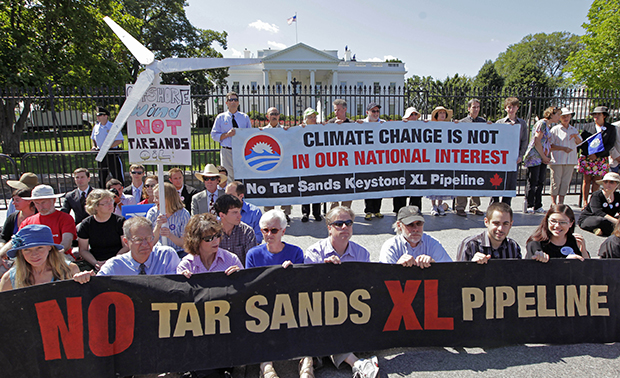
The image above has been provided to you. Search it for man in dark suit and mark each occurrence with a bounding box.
[191,164,225,215]
[168,167,199,211]
[124,163,145,202]
[61,167,93,225]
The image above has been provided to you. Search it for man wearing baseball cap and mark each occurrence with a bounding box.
[379,206,451,268]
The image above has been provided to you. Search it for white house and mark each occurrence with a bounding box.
[225,43,407,117]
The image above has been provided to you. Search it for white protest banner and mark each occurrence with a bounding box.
[232,121,520,206]
[126,84,192,165]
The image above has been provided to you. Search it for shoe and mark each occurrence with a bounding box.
[260,365,279,378]
[352,356,379,378]
[298,357,314,378]
[374,212,384,219]
[526,207,534,214]
[594,228,603,236]
[365,213,373,221]
[314,214,323,222]
[535,207,546,214]
[301,214,309,222]
[456,209,467,217]
[430,206,439,216]
[438,206,446,216]
[469,208,484,216]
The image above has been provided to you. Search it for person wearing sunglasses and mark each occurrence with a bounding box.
[191,164,226,216]
[578,171,620,236]
[177,213,242,277]
[138,175,158,204]
[361,102,385,221]
[380,206,451,268]
[124,164,145,203]
[304,206,379,378]
[245,210,306,378]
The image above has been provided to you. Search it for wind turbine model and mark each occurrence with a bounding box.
[96,16,261,162]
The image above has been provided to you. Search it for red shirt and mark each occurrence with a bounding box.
[20,211,77,254]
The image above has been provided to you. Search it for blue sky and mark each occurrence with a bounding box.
[186,0,592,81]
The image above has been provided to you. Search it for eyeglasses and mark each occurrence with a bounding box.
[129,235,155,244]
[548,219,570,226]
[202,232,222,242]
[330,220,354,228]
[261,228,281,234]
[131,171,144,175]
[370,110,380,113]
[269,112,280,116]
[227,98,239,102]
[144,184,155,188]
[203,176,219,181]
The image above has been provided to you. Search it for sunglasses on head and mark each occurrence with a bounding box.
[330,220,353,228]
[261,228,280,234]
[202,232,222,242]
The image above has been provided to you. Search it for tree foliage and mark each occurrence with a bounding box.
[495,31,581,88]
[474,60,504,89]
[566,0,620,89]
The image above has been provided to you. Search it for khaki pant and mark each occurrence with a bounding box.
[455,196,481,211]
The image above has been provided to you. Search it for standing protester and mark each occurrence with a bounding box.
[427,106,454,216]
[261,107,292,221]
[300,108,323,222]
[549,108,582,205]
[394,107,425,214]
[492,97,529,206]
[328,99,354,211]
[211,91,252,183]
[455,99,487,216]
[523,106,561,214]
[579,106,617,207]
[91,107,124,187]
[362,102,385,221]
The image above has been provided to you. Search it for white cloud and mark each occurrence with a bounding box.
[267,41,287,49]
[229,48,243,58]
[248,20,279,33]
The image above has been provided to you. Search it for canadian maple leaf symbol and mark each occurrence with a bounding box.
[490,173,503,188]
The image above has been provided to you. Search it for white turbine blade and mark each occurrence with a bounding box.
[158,58,261,73]
[96,69,155,162]
[317,100,323,123]
[104,16,155,66]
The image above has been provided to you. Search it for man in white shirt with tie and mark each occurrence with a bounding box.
[191,164,226,215]
[210,91,251,183]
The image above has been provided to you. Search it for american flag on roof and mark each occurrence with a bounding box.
[287,15,297,25]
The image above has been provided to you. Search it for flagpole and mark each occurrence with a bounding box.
[295,12,298,44]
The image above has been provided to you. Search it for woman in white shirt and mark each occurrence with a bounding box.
[549,108,582,205]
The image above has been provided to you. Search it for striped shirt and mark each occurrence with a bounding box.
[456,231,522,261]
[146,207,191,252]
[176,248,243,274]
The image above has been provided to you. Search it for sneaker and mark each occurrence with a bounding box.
[430,206,439,216]
[365,213,373,221]
[456,209,467,217]
[374,212,384,219]
[469,208,484,216]
[438,206,446,216]
[352,356,379,378]
[535,207,546,214]
[594,228,603,236]
[526,207,534,214]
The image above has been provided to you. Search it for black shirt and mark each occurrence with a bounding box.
[77,214,125,260]
[526,233,581,259]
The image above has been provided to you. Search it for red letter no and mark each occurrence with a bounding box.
[88,292,135,357]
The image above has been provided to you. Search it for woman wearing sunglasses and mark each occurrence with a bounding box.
[177,213,242,277]
[304,206,379,378]
[526,204,589,262]
[245,209,306,378]
[138,175,158,204]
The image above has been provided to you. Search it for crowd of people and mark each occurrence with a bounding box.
[1,93,620,378]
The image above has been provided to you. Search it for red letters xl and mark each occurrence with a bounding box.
[383,280,422,331]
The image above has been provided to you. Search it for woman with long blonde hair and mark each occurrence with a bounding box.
[145,182,191,257]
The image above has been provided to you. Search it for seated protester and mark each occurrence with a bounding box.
[225,181,263,243]
[577,172,620,236]
[138,174,158,204]
[146,183,190,257]
[526,204,589,262]
[74,216,180,278]
[124,164,145,202]
[217,165,228,190]
[456,202,521,263]
[1,188,36,245]
[304,206,379,378]
[177,213,242,276]
[107,178,136,216]
[245,209,306,378]
[5,172,39,216]
[61,168,93,225]
[77,189,128,271]
[380,206,451,268]
[1,225,80,291]
[599,221,620,258]
[215,194,257,267]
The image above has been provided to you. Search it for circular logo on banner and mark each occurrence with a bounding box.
[244,135,283,172]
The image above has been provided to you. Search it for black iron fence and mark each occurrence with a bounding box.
[2,84,620,209]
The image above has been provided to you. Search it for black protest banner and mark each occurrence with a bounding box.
[1,260,618,378]
[232,121,520,206]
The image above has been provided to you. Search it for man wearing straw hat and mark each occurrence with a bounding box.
[1,185,77,258]
[191,164,226,216]
[5,172,39,216]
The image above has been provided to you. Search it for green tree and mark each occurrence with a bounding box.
[566,0,620,89]
[495,31,581,88]
[474,60,504,89]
